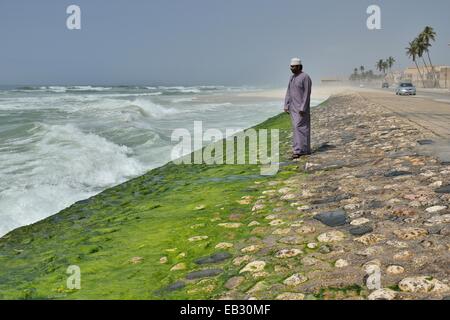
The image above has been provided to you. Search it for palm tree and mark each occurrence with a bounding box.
[420,26,438,87]
[415,37,432,81]
[376,59,384,74]
[387,56,395,72]
[406,41,426,87]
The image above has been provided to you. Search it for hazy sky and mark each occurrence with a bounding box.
[1,0,449,86]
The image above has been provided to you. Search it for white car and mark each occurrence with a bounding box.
[396,83,416,95]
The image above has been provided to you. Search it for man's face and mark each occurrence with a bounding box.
[290,65,300,74]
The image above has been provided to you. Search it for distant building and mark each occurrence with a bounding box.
[402,65,450,88]
[385,70,403,84]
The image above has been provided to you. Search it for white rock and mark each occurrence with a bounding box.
[252,271,269,279]
[272,228,291,235]
[159,256,168,264]
[393,251,412,260]
[246,281,269,294]
[356,246,384,256]
[278,187,292,194]
[429,181,443,188]
[344,203,360,210]
[425,206,447,213]
[240,261,266,273]
[276,292,305,300]
[241,245,261,253]
[248,221,260,227]
[269,219,285,226]
[427,214,450,225]
[354,234,385,245]
[307,242,318,249]
[335,259,349,268]
[283,273,308,286]
[386,240,409,248]
[170,263,186,271]
[233,255,251,266]
[281,193,297,200]
[188,235,208,242]
[386,265,405,275]
[350,218,371,226]
[252,203,265,211]
[218,223,242,228]
[368,288,397,300]
[420,171,435,178]
[275,248,303,258]
[297,205,311,211]
[399,276,450,293]
[296,225,316,234]
[317,231,345,243]
[215,242,234,249]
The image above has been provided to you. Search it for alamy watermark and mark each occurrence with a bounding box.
[365,263,382,290]
[366,5,381,30]
[65,4,381,31]
[66,5,81,30]
[170,121,280,176]
[66,265,81,290]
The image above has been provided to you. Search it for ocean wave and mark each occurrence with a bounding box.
[61,96,182,122]
[128,98,180,119]
[66,86,113,92]
[157,86,204,94]
[0,123,146,237]
[14,86,114,93]
[0,94,182,123]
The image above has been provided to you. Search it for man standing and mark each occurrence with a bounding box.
[284,57,312,160]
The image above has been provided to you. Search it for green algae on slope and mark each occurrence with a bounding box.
[0,109,312,300]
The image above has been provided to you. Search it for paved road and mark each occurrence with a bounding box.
[378,87,450,104]
[359,90,450,164]
[360,90,450,139]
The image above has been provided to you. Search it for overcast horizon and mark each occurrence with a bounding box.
[1,0,450,87]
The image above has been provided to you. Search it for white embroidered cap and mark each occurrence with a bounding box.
[290,58,301,66]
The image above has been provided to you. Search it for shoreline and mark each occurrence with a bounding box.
[236,85,358,101]
[1,91,448,300]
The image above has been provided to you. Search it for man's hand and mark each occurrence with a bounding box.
[284,107,289,113]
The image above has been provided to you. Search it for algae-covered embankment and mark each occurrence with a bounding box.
[0,103,303,300]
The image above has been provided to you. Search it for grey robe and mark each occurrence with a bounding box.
[284,72,312,154]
